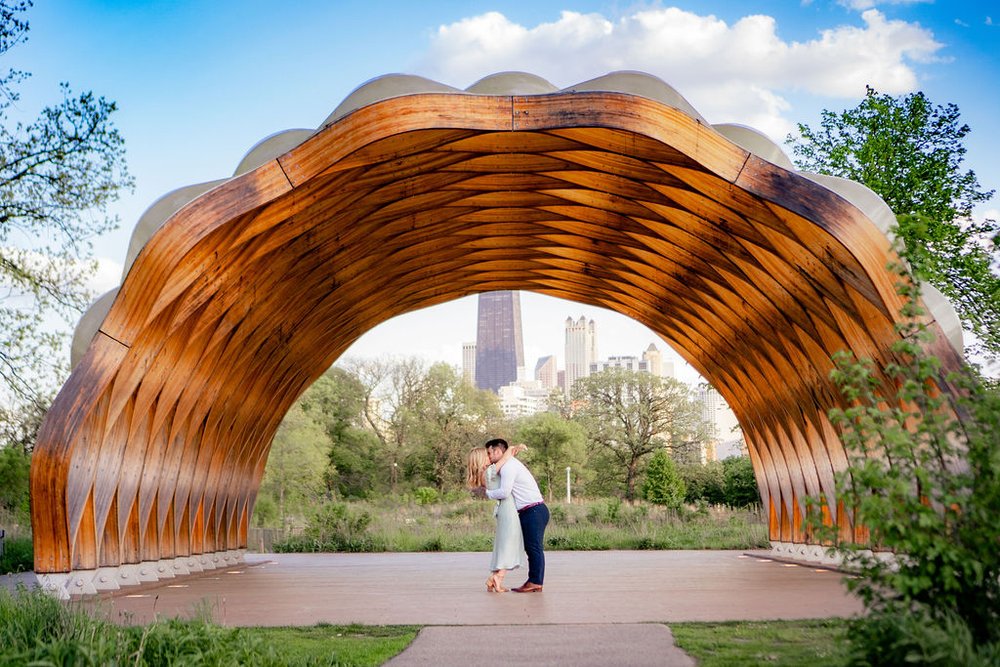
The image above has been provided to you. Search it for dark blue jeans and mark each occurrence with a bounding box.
[518,503,550,585]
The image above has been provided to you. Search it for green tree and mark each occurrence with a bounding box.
[787,87,1000,354]
[0,392,49,453]
[722,456,760,508]
[0,389,48,528]
[407,362,503,491]
[0,1,133,406]
[641,449,685,509]
[345,356,427,492]
[514,411,587,501]
[0,444,30,524]
[807,275,1000,661]
[573,369,707,501]
[299,367,380,498]
[678,460,725,505]
[259,403,329,530]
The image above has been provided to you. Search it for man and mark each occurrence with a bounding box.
[476,437,549,592]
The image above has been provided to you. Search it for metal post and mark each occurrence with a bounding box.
[566,467,571,504]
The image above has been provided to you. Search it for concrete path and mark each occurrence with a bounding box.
[25,551,861,666]
[81,551,862,626]
[385,624,697,667]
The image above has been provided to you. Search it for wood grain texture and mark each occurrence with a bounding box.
[30,92,964,572]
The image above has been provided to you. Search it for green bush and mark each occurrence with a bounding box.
[414,487,439,505]
[586,497,622,524]
[0,446,31,524]
[807,274,1000,656]
[722,456,759,508]
[0,535,33,574]
[548,504,567,523]
[845,608,1000,667]
[641,450,686,509]
[678,461,725,505]
[274,501,379,552]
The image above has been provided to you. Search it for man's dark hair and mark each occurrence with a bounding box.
[484,438,508,451]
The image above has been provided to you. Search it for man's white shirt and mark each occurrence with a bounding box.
[485,457,544,510]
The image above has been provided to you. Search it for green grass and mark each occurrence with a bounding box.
[671,619,850,667]
[253,624,418,666]
[0,586,416,666]
[270,497,770,553]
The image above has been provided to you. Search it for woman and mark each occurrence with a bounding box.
[466,444,527,592]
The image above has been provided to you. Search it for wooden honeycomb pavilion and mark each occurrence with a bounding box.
[30,72,967,596]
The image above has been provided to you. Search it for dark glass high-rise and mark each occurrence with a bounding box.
[474,291,524,393]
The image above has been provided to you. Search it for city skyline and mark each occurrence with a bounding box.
[341,291,703,385]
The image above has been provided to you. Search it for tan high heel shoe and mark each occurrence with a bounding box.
[486,574,497,592]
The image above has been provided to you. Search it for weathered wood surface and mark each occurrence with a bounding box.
[31,92,962,572]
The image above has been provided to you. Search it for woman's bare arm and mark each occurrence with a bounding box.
[494,444,527,472]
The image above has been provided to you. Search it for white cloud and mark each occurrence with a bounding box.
[837,0,931,10]
[89,256,123,297]
[415,7,943,139]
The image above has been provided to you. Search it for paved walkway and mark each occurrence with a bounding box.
[80,551,862,626]
[14,551,862,666]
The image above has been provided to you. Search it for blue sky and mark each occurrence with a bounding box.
[12,1,999,379]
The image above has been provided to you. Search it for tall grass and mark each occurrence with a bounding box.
[0,587,415,666]
[273,497,769,553]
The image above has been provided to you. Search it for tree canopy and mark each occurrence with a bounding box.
[572,369,707,500]
[787,87,1000,355]
[0,1,133,410]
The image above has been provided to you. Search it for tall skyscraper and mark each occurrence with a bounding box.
[564,316,596,396]
[462,342,477,386]
[475,291,524,393]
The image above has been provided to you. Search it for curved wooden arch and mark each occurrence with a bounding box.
[31,90,965,582]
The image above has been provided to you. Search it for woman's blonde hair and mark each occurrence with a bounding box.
[466,447,490,489]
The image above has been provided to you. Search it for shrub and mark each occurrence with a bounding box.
[548,504,567,524]
[586,497,622,524]
[641,450,686,509]
[808,274,1000,656]
[0,535,33,574]
[275,501,378,552]
[414,487,439,505]
[0,446,31,524]
[722,456,759,508]
[678,461,725,505]
[845,608,1000,667]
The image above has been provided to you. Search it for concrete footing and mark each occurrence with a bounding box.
[26,549,246,600]
[766,541,897,570]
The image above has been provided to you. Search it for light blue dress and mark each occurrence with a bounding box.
[486,464,526,572]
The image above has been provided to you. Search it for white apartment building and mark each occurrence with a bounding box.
[498,380,551,417]
[564,316,596,397]
[461,341,476,386]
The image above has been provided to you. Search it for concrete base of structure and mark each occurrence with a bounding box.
[764,541,898,571]
[23,549,246,600]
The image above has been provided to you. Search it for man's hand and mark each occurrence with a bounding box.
[470,486,487,499]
